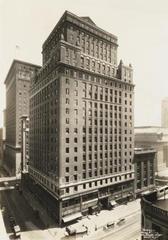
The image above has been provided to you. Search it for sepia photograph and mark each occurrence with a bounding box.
[0,0,168,239]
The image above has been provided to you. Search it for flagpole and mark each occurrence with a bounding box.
[15,45,20,59]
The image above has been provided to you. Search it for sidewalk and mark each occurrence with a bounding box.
[48,199,141,240]
[0,209,9,240]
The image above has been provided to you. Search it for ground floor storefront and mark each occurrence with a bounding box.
[22,173,135,225]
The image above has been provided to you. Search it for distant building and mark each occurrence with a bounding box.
[134,148,156,197]
[28,11,135,224]
[161,98,168,128]
[0,128,3,167]
[4,60,41,176]
[1,109,6,168]
[135,127,168,172]
[141,190,168,240]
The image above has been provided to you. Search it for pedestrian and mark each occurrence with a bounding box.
[86,226,88,235]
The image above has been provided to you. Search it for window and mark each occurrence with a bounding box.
[66,88,69,94]
[66,108,69,114]
[65,176,69,182]
[74,137,78,143]
[66,148,69,153]
[66,138,69,143]
[66,167,69,173]
[66,157,69,163]
[74,147,78,153]
[75,90,78,96]
[75,80,78,87]
[66,78,69,84]
[74,166,77,171]
[74,128,78,133]
[66,98,69,104]
[74,156,78,162]
[66,118,69,124]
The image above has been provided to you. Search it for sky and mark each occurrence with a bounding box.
[0,0,168,127]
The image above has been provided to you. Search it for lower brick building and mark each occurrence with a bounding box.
[134,148,156,197]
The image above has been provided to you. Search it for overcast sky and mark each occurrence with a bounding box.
[0,0,168,127]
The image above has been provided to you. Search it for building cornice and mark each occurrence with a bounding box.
[4,59,41,85]
[42,10,118,52]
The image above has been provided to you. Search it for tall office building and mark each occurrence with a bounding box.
[29,11,135,224]
[161,97,168,128]
[4,60,41,176]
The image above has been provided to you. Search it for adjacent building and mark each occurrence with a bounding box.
[28,11,135,224]
[2,109,6,167]
[134,148,156,197]
[161,97,168,128]
[141,190,168,240]
[4,60,41,176]
[0,128,3,167]
[135,126,168,172]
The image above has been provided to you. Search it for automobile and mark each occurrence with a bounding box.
[117,218,125,225]
[103,221,115,230]
[13,225,21,238]
[65,225,88,236]
[107,221,115,228]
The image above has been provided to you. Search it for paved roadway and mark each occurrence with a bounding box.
[0,186,56,239]
[94,212,141,240]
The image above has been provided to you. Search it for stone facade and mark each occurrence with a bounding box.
[29,11,135,224]
[4,60,41,176]
[135,127,168,172]
[134,148,155,196]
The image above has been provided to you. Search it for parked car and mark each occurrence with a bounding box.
[107,221,115,228]
[117,218,125,225]
[13,225,21,238]
[103,221,115,230]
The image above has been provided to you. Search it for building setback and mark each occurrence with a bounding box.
[4,60,41,176]
[29,11,135,224]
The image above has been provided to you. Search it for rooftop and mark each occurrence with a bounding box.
[155,195,168,210]
[4,59,41,84]
[134,147,156,154]
[135,126,168,135]
[43,10,118,50]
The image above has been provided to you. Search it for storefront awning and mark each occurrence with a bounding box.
[91,205,98,210]
[110,200,117,206]
[62,212,82,223]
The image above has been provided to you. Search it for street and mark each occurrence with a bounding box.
[94,212,141,240]
[0,187,56,239]
[0,187,142,240]
[61,200,141,240]
[0,167,142,240]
